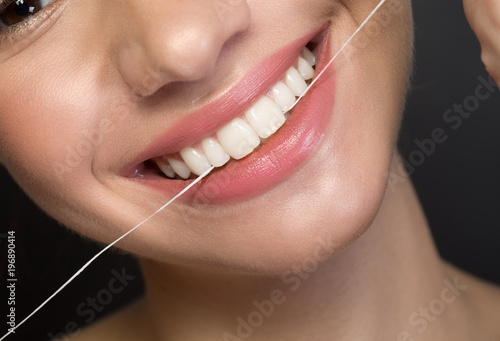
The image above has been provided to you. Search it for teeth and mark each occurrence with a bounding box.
[201,138,230,167]
[154,48,317,180]
[167,158,191,179]
[156,158,176,178]
[179,147,212,176]
[244,97,286,139]
[302,47,316,67]
[217,118,261,159]
[284,67,308,97]
[297,56,315,80]
[269,81,296,112]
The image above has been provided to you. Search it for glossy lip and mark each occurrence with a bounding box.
[121,23,335,204]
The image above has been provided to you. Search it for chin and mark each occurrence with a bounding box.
[0,0,413,277]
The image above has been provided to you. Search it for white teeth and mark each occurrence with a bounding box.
[244,96,286,139]
[269,81,296,112]
[179,147,212,176]
[167,158,191,179]
[216,118,260,159]
[153,47,318,179]
[297,56,315,80]
[302,47,316,67]
[156,158,176,178]
[284,67,308,97]
[201,138,230,167]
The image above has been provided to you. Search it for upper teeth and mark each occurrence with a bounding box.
[155,47,316,179]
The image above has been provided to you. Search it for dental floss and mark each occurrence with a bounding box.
[0,1,386,339]
[290,0,387,111]
[0,167,213,340]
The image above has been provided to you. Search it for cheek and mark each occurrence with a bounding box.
[0,45,103,205]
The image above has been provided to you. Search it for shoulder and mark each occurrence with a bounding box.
[444,261,500,339]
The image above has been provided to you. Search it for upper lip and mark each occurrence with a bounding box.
[122,24,328,177]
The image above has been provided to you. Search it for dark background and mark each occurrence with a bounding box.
[401,0,500,284]
[1,0,499,340]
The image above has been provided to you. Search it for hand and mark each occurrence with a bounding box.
[464,0,500,85]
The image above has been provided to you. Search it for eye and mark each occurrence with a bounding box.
[0,0,53,27]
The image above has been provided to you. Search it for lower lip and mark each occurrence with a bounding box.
[138,31,335,205]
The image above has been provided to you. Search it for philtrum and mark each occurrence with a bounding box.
[0,0,387,339]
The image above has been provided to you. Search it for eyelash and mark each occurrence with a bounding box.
[0,0,57,41]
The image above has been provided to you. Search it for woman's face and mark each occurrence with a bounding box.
[0,0,413,273]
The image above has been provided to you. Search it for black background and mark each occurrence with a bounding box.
[1,0,499,340]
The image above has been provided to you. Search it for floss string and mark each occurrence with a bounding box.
[0,0,386,339]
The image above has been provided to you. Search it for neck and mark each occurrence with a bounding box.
[136,153,472,340]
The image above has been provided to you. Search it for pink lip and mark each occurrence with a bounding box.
[122,23,335,204]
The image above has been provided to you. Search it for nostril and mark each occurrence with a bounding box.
[118,30,224,97]
[114,0,252,97]
[116,44,173,98]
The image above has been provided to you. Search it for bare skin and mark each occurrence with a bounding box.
[67,156,500,341]
[464,0,500,85]
[0,0,498,340]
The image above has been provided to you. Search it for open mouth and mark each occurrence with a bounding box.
[123,24,335,204]
[145,46,317,180]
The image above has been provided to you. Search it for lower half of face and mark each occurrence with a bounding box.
[0,0,413,274]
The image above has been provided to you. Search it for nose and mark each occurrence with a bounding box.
[114,0,250,97]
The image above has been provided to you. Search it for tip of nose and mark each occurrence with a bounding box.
[132,38,222,97]
[166,29,223,80]
[118,1,251,98]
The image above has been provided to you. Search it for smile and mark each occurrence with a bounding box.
[153,48,316,179]
[122,23,335,204]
